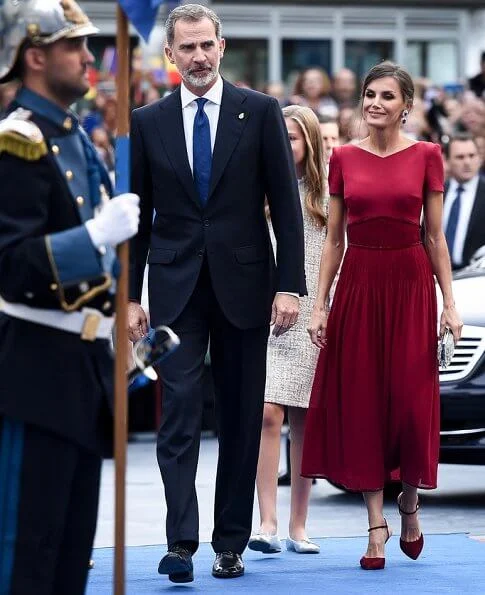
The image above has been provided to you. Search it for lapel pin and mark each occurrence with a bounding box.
[238,112,245,120]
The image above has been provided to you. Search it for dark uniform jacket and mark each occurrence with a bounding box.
[0,88,116,455]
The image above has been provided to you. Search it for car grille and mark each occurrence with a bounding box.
[439,325,485,383]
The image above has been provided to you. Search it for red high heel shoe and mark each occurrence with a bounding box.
[397,492,424,560]
[360,519,391,570]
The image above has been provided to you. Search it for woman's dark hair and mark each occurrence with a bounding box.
[361,61,414,107]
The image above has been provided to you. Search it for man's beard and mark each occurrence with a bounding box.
[183,65,218,89]
[46,71,89,106]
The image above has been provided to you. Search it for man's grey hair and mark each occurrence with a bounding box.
[165,4,222,47]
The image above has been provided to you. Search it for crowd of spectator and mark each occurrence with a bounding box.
[1,51,485,186]
[264,58,485,181]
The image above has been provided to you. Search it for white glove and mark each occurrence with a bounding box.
[85,193,140,248]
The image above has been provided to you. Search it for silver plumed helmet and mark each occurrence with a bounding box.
[0,0,99,84]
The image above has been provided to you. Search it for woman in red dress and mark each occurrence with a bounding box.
[302,62,463,570]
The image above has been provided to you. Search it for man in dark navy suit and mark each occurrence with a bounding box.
[128,3,306,583]
[444,133,485,269]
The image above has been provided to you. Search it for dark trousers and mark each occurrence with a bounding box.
[0,417,101,595]
[156,261,269,554]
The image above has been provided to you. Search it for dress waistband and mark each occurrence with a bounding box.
[347,218,422,249]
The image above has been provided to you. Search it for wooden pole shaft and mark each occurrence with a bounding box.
[114,5,130,595]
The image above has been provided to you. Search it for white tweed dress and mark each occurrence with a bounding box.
[265,180,327,408]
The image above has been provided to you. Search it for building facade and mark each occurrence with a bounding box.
[81,1,485,90]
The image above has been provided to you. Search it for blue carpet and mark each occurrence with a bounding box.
[87,534,483,594]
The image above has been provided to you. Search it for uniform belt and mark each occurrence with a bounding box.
[1,300,114,341]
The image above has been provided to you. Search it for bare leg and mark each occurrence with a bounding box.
[255,403,285,534]
[399,482,421,542]
[288,406,313,541]
[362,490,391,558]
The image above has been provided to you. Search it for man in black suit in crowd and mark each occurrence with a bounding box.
[127,3,306,583]
[444,133,485,269]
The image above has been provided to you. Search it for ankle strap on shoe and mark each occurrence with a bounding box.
[397,493,420,515]
[368,525,388,532]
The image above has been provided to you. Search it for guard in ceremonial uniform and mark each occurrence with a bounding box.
[0,2,140,594]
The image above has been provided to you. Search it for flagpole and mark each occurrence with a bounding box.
[114,4,130,595]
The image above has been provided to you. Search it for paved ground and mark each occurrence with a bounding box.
[94,432,485,549]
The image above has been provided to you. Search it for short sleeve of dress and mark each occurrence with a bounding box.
[425,143,445,193]
[328,147,344,196]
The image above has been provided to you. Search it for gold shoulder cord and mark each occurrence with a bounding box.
[0,131,48,161]
[0,110,48,161]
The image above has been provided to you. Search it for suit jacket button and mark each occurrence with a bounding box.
[197,250,204,257]
[203,219,210,227]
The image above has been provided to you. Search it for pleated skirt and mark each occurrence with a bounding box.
[301,218,440,491]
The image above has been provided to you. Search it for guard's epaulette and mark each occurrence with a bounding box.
[0,108,48,161]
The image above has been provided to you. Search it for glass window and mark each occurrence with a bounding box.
[282,39,332,84]
[406,42,423,79]
[406,41,458,85]
[221,39,268,90]
[345,41,394,81]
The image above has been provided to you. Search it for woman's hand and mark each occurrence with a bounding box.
[440,303,463,344]
[307,306,328,348]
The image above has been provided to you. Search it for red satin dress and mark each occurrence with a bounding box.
[301,142,444,491]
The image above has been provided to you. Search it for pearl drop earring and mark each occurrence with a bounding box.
[401,109,409,125]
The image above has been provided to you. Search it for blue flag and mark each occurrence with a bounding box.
[118,0,165,42]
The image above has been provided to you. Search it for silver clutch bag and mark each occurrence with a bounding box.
[438,327,455,368]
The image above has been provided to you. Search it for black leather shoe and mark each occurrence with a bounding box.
[212,552,244,578]
[158,545,194,583]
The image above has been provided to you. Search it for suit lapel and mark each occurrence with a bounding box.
[443,180,450,200]
[155,88,200,207]
[208,81,249,199]
[464,177,485,258]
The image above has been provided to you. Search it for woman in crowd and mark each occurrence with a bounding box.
[249,106,327,555]
[291,67,339,119]
[302,62,463,569]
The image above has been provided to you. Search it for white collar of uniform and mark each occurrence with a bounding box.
[181,75,223,109]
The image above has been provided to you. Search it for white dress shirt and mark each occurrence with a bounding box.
[443,175,479,266]
[180,75,222,172]
[179,77,299,300]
